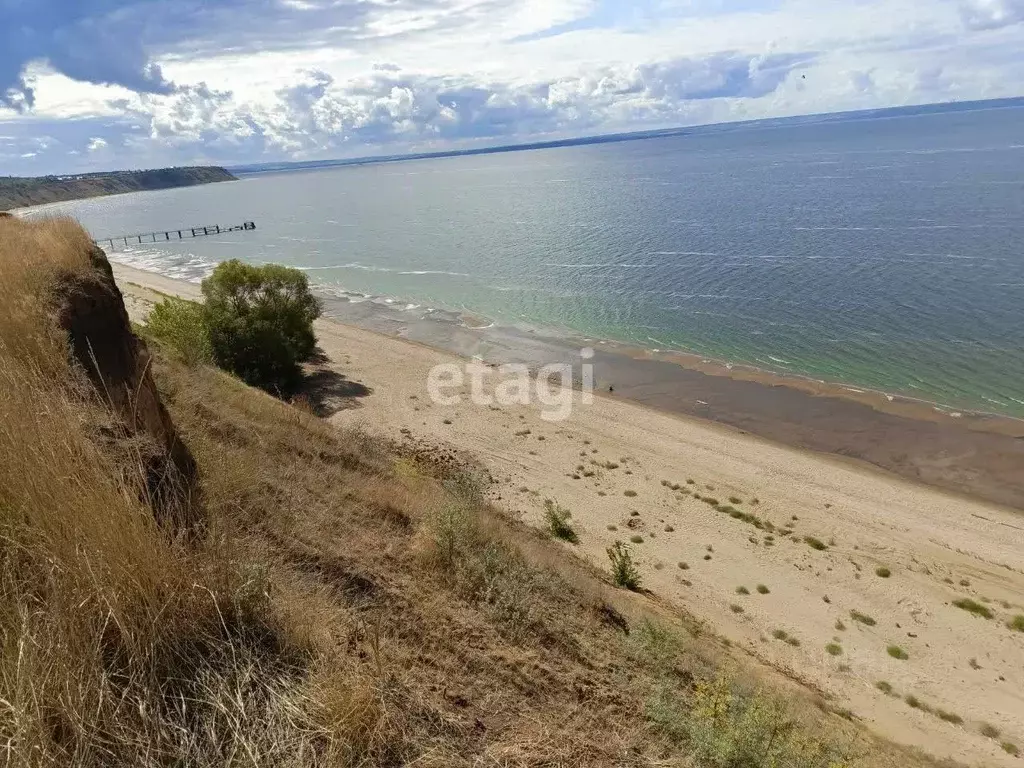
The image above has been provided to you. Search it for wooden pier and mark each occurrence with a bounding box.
[96,221,256,251]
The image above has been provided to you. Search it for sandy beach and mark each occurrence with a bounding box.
[114,263,1024,767]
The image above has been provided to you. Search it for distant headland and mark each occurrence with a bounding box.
[0,166,236,211]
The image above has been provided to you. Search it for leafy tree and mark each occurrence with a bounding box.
[201,260,322,394]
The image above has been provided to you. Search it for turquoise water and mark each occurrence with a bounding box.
[42,105,1024,417]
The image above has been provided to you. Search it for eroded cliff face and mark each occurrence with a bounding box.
[54,245,202,534]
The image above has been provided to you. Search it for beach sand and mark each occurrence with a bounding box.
[114,263,1024,767]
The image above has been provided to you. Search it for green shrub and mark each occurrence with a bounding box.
[825,643,842,656]
[952,598,993,619]
[543,499,578,543]
[756,584,770,594]
[1006,614,1024,632]
[629,534,644,544]
[875,681,894,695]
[1002,742,1019,757]
[607,541,641,591]
[875,567,891,578]
[849,610,876,626]
[146,297,211,366]
[804,536,828,551]
[201,260,322,395]
[647,673,846,768]
[736,586,750,595]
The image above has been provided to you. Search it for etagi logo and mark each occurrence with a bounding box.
[426,348,595,422]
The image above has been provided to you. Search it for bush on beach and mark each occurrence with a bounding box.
[202,260,322,395]
[146,260,322,395]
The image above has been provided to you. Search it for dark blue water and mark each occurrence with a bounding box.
[43,105,1024,417]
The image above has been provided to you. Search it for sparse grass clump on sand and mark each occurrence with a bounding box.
[543,498,578,543]
[850,610,877,627]
[887,645,910,660]
[624,489,638,497]
[729,604,745,614]
[875,566,891,578]
[1002,742,1020,757]
[1006,614,1024,632]
[607,541,642,591]
[981,723,1001,739]
[736,586,750,595]
[630,534,645,544]
[825,643,843,656]
[876,681,895,695]
[756,584,770,594]
[936,710,963,725]
[952,597,993,619]
[804,536,828,551]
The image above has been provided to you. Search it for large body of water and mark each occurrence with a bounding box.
[41,105,1024,417]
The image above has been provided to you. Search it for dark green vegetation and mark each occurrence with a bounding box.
[0,166,235,210]
[149,260,322,395]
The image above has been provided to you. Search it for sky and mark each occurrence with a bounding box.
[1,0,1023,175]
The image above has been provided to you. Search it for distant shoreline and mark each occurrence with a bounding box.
[0,166,236,212]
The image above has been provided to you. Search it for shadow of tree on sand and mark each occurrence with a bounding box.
[299,351,372,417]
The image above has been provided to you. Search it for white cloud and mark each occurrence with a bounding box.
[1,0,1022,173]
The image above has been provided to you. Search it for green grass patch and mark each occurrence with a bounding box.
[825,643,842,657]
[887,645,909,660]
[1007,614,1024,632]
[875,566,891,578]
[952,597,993,619]
[804,536,828,551]
[875,681,894,696]
[849,610,876,627]
[756,584,770,594]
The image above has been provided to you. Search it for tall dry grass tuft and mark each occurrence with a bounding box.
[0,217,318,766]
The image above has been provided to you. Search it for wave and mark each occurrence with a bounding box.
[650,251,720,256]
[106,247,217,283]
[295,263,468,277]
